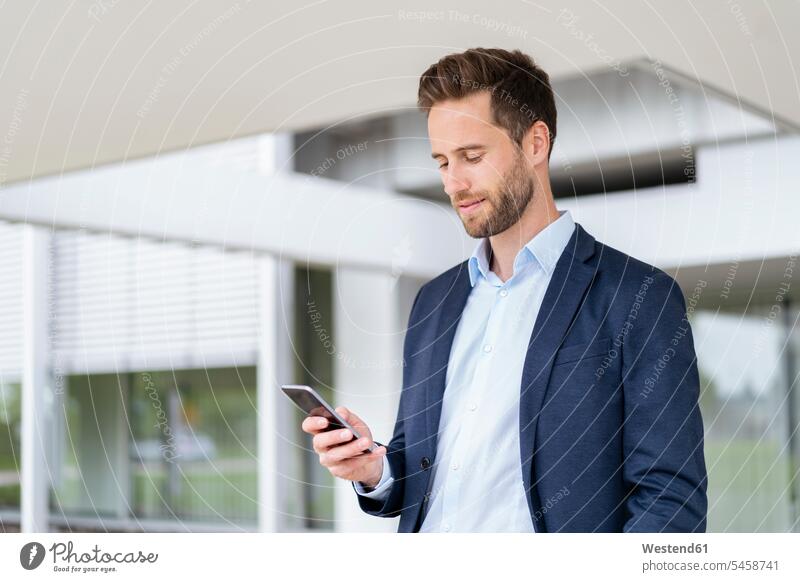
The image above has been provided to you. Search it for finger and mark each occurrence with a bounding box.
[349,445,386,461]
[324,447,384,474]
[313,427,356,454]
[301,415,328,434]
[325,435,376,463]
[333,445,386,469]
[320,437,367,465]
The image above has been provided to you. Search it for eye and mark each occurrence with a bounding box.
[465,155,483,164]
[438,162,449,170]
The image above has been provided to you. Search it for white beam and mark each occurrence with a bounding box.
[561,135,800,270]
[0,155,469,279]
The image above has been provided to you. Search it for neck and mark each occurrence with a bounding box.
[488,193,560,283]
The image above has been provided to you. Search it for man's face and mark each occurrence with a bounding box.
[428,91,535,238]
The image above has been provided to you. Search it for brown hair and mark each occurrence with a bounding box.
[417,48,557,158]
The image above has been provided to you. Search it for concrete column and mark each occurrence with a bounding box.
[257,254,284,532]
[21,225,50,532]
[332,269,407,533]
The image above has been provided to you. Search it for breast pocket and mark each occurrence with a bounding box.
[552,337,612,366]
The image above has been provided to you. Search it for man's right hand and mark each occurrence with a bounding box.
[301,406,387,489]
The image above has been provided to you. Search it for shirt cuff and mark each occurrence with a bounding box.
[352,454,394,500]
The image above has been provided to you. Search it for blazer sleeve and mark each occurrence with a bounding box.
[354,285,425,519]
[620,272,708,532]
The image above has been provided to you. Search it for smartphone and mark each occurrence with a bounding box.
[280,384,377,453]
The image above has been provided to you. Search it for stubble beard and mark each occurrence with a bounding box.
[455,154,536,239]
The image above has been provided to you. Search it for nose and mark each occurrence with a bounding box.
[442,166,471,200]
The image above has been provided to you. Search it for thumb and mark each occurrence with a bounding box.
[335,406,350,422]
[336,406,366,432]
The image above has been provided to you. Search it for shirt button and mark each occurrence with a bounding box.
[442,523,451,532]
[499,289,508,297]
[468,403,477,412]
[451,461,459,471]
[483,344,493,353]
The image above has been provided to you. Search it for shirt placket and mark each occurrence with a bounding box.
[441,279,511,531]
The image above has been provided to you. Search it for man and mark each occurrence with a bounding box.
[302,48,708,533]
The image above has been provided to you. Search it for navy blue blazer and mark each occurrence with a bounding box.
[357,222,708,532]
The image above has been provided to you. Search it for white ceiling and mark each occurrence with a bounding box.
[1,0,798,185]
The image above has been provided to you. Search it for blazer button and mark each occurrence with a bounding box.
[420,456,431,470]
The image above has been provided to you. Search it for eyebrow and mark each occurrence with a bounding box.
[430,144,486,160]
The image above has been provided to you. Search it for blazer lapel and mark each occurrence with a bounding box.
[518,223,597,528]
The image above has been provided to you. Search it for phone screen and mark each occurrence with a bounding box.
[282,386,346,431]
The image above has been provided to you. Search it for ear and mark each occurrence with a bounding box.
[522,120,551,166]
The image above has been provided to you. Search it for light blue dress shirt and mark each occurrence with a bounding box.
[354,209,576,532]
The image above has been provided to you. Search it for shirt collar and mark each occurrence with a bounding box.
[467,209,575,286]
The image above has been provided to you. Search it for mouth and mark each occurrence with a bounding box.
[457,198,486,215]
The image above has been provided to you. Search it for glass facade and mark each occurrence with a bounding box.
[0,381,20,512]
[2,261,799,533]
[290,265,336,530]
[51,367,258,526]
[693,303,800,532]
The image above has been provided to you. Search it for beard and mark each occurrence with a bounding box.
[452,152,536,239]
